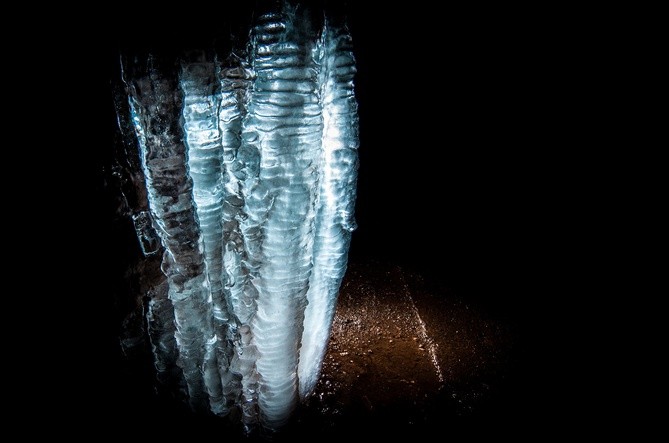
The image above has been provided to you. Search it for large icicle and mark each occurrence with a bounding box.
[218,54,261,429]
[243,8,322,428]
[179,52,238,414]
[125,60,224,413]
[298,22,359,399]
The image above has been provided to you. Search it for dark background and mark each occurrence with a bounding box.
[88,0,550,437]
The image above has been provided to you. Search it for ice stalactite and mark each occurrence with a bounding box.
[179,52,241,414]
[118,1,359,431]
[126,60,224,413]
[244,8,325,428]
[218,54,261,429]
[298,20,359,400]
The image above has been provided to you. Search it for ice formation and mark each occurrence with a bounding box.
[119,1,358,431]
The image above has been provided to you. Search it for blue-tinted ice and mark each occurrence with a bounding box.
[122,2,358,431]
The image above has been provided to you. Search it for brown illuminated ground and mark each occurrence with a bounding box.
[278,261,517,440]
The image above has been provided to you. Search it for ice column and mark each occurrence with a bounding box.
[298,21,359,399]
[119,2,359,430]
[243,9,323,427]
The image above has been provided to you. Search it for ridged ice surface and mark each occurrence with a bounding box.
[245,10,323,428]
[127,65,224,413]
[298,22,359,399]
[180,53,240,413]
[120,1,358,432]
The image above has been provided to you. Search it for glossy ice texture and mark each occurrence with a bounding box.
[123,2,358,431]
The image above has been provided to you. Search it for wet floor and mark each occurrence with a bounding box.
[279,261,517,440]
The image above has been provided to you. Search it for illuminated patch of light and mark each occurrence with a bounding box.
[400,273,445,384]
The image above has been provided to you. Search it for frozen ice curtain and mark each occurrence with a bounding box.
[116,1,358,432]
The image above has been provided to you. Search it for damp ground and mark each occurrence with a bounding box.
[281,260,518,440]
